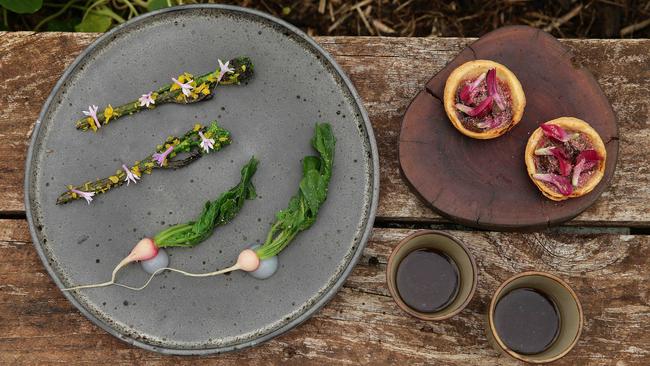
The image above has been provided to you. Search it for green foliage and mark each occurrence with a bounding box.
[75,12,112,32]
[255,123,335,260]
[0,0,42,14]
[154,157,258,248]
[147,0,171,11]
[46,18,79,32]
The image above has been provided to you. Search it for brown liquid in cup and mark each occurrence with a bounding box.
[395,249,460,313]
[493,288,560,355]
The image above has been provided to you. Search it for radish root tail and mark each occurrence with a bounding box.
[63,263,241,292]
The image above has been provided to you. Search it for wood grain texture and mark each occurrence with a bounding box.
[400,26,619,230]
[1,33,649,226]
[1,219,648,364]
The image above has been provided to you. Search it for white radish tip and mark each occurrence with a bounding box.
[237,249,260,272]
[128,237,159,262]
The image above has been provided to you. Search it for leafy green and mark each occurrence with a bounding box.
[46,18,79,32]
[75,12,112,32]
[0,0,42,14]
[256,123,335,260]
[154,157,258,248]
[147,0,171,11]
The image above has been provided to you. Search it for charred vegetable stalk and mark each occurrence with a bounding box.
[57,121,231,205]
[76,57,254,132]
[63,158,258,292]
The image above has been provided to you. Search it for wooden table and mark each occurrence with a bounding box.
[1,32,648,365]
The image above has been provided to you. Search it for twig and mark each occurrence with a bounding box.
[395,0,414,13]
[372,19,396,34]
[350,0,373,11]
[318,0,326,15]
[620,18,650,36]
[328,1,335,23]
[543,3,584,32]
[356,6,375,35]
[328,11,353,33]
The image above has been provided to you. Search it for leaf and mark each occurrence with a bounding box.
[299,170,327,215]
[302,156,320,175]
[147,0,170,11]
[0,0,42,14]
[75,13,112,33]
[46,18,79,32]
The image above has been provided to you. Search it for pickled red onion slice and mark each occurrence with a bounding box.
[533,173,573,196]
[486,68,506,110]
[459,72,486,105]
[571,149,602,186]
[540,124,570,142]
[455,95,493,117]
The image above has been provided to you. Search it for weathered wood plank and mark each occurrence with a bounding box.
[1,219,648,364]
[1,33,649,225]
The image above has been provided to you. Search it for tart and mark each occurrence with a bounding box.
[525,117,606,201]
[443,60,526,139]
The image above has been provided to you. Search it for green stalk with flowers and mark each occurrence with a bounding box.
[57,121,231,205]
[75,57,254,132]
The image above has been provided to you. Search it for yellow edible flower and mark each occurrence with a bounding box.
[193,123,202,132]
[108,176,119,184]
[131,165,141,177]
[206,72,218,83]
[87,117,97,132]
[103,104,115,124]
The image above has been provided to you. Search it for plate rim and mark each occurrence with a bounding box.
[24,4,379,355]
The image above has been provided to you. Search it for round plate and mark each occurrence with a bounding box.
[399,26,618,231]
[25,5,378,354]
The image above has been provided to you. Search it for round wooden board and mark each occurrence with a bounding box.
[399,26,618,231]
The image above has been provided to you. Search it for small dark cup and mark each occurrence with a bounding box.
[487,271,583,363]
[386,230,478,320]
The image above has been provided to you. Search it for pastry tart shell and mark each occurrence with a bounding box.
[443,60,526,139]
[525,117,607,201]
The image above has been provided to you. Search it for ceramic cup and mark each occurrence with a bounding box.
[487,271,583,363]
[386,230,478,320]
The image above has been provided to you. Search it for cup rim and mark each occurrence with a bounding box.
[386,230,478,321]
[487,271,584,363]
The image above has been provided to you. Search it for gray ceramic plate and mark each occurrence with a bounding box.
[25,5,378,354]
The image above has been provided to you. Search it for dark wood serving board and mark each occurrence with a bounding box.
[399,26,618,231]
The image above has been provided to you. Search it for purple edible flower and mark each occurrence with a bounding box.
[122,164,140,186]
[152,145,174,166]
[486,68,506,110]
[139,92,155,107]
[533,173,573,196]
[198,131,215,153]
[217,59,235,82]
[70,189,95,204]
[172,77,194,97]
[82,105,100,129]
